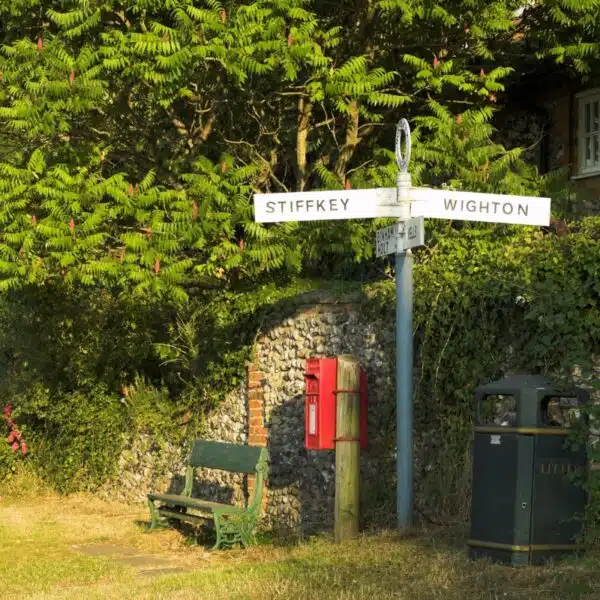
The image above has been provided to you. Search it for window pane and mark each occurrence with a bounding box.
[586,102,591,133]
[594,102,599,132]
[586,136,592,164]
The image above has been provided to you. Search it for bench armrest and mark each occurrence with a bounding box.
[182,465,194,497]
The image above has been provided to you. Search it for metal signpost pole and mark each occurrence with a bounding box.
[395,119,413,530]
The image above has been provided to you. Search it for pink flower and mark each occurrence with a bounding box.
[2,404,11,418]
[20,442,28,456]
[6,419,14,428]
[7,430,20,443]
[10,442,19,452]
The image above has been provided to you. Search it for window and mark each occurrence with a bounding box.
[577,89,600,176]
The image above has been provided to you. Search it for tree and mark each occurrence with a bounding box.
[518,0,600,76]
[0,1,561,298]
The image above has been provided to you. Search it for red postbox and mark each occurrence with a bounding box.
[304,357,368,450]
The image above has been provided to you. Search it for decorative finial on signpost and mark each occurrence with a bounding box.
[395,118,411,173]
[395,118,412,219]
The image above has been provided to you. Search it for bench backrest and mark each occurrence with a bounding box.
[189,440,266,474]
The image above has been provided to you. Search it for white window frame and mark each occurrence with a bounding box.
[575,89,600,178]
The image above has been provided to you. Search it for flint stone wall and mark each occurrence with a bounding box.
[100,291,400,536]
[257,296,396,535]
[98,381,249,507]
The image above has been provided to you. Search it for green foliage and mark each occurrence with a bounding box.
[0,0,572,292]
[156,278,330,409]
[0,286,176,394]
[121,376,179,435]
[0,402,28,480]
[10,376,182,493]
[521,1,600,74]
[14,384,127,492]
[0,437,18,480]
[0,277,328,491]
[0,285,177,490]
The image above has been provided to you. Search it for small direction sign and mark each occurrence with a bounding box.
[376,217,425,257]
[254,188,550,226]
[376,224,400,257]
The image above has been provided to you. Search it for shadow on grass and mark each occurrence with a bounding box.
[136,516,218,549]
[124,510,600,599]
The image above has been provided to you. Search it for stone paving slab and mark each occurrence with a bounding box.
[73,543,193,577]
[73,543,140,557]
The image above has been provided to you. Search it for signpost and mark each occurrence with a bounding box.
[392,119,414,531]
[253,119,552,532]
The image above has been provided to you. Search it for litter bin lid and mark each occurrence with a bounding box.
[476,374,553,396]
[475,374,589,428]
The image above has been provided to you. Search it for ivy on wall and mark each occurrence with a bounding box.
[366,216,600,524]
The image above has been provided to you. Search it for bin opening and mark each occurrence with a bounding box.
[478,394,517,427]
[539,396,582,427]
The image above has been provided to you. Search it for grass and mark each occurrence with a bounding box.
[1,478,600,599]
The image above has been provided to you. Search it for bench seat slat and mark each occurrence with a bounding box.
[148,492,244,514]
[158,509,211,525]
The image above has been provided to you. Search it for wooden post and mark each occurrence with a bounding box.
[334,355,361,543]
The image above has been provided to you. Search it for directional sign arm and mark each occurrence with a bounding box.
[254,187,550,226]
[253,189,403,223]
[370,188,551,226]
[410,188,551,226]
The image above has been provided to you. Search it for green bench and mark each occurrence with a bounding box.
[147,440,268,550]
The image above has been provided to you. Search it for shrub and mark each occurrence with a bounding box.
[14,385,129,492]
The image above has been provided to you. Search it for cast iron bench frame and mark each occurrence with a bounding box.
[147,440,268,550]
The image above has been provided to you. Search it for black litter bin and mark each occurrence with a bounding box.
[468,374,588,566]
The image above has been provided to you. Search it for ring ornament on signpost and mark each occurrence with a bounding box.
[395,118,411,173]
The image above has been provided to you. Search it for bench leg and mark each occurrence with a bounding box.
[147,499,165,530]
[212,514,224,551]
[212,511,256,550]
